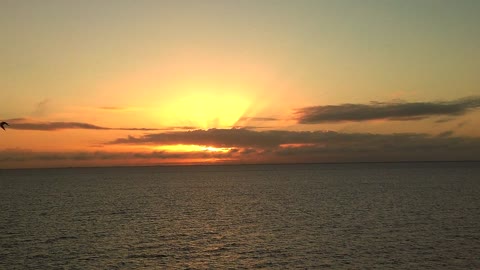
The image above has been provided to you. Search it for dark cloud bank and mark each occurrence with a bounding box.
[296,96,480,123]
[2,128,479,166]
[109,128,480,162]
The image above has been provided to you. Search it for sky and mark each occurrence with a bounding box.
[1,0,480,168]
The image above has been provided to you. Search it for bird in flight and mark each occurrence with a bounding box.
[1,121,9,130]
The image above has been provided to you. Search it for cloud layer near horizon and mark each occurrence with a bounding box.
[2,128,480,167]
[296,96,480,124]
[0,148,232,162]
[109,128,480,161]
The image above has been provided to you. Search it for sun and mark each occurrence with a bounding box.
[154,82,251,129]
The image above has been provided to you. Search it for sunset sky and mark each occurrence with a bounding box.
[1,0,480,168]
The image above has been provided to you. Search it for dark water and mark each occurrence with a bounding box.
[0,162,479,269]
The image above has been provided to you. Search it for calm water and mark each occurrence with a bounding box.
[0,162,479,269]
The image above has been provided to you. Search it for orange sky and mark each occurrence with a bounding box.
[1,1,480,168]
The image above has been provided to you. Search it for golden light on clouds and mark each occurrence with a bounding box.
[154,144,231,153]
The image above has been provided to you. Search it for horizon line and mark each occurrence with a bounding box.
[1,159,479,171]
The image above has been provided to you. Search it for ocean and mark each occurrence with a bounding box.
[0,162,479,269]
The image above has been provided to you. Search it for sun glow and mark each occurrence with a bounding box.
[154,144,231,153]
[155,83,251,129]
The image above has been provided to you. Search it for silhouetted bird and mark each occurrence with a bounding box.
[1,121,9,130]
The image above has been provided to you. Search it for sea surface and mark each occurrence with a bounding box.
[0,162,479,269]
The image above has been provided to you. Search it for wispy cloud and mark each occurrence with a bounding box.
[233,116,279,128]
[6,119,164,131]
[237,117,278,121]
[8,120,109,131]
[32,99,50,116]
[295,96,480,124]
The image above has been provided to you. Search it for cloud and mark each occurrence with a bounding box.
[295,96,480,124]
[0,149,233,162]
[2,128,480,167]
[435,118,454,123]
[238,117,278,121]
[32,99,50,116]
[437,130,454,137]
[8,120,109,131]
[233,116,279,128]
[108,128,480,162]
[6,119,165,131]
[230,125,275,130]
[109,128,322,148]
